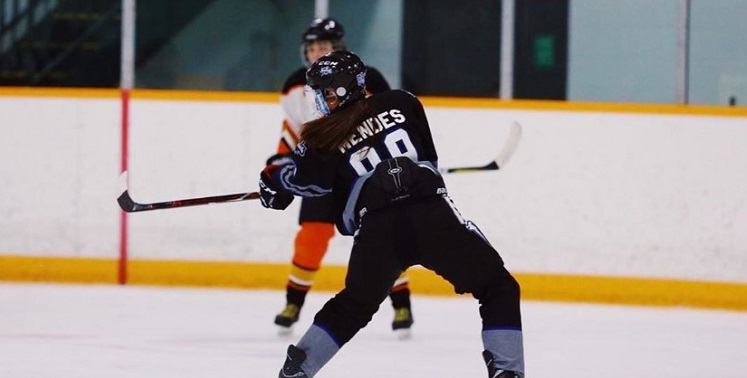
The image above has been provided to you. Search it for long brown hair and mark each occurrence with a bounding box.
[300,98,373,155]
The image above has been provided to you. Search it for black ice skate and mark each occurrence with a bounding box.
[482,350,521,378]
[274,303,300,335]
[279,345,309,378]
[392,307,414,340]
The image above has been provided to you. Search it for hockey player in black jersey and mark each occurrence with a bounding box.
[269,17,414,336]
[259,51,525,378]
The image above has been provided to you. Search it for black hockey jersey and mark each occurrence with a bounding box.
[276,89,441,235]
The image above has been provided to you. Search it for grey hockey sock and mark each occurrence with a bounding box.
[482,329,525,376]
[295,324,341,377]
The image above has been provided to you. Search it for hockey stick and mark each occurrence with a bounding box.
[118,121,523,213]
[117,172,259,213]
[439,121,523,174]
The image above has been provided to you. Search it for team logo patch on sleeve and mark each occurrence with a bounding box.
[295,141,307,156]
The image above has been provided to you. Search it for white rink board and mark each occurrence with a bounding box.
[1,93,746,283]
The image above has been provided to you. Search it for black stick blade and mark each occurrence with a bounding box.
[117,171,142,212]
[443,160,499,174]
[117,189,141,212]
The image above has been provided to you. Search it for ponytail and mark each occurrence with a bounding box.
[300,99,372,155]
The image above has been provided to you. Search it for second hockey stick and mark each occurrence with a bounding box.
[439,121,523,174]
[118,121,523,213]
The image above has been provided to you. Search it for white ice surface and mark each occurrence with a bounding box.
[1,283,746,377]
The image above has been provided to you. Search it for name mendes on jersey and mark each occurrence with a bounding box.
[338,109,406,153]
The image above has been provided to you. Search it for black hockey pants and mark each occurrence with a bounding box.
[312,195,522,346]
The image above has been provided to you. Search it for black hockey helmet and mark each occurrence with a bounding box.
[305,50,367,116]
[301,18,346,65]
[302,17,345,43]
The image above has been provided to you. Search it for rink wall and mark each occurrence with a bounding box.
[1,87,747,311]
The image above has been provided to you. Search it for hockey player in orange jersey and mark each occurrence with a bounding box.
[268,17,414,338]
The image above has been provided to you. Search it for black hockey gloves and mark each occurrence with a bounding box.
[259,165,294,210]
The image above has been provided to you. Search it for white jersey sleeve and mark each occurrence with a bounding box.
[279,85,314,151]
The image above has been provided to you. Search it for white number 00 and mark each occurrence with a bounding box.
[349,129,418,175]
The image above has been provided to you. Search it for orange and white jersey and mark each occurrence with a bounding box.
[277,68,312,154]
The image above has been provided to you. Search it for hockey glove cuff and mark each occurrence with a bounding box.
[259,165,294,210]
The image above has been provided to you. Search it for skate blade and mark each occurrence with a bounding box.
[394,328,412,340]
[277,326,293,337]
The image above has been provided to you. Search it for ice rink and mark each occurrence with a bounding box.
[1,282,746,377]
